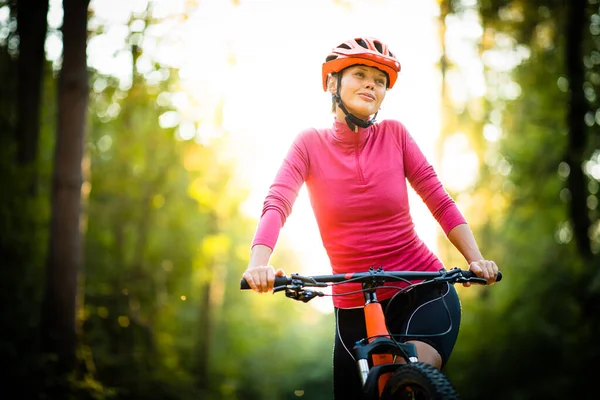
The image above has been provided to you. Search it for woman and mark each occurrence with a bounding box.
[242,37,498,399]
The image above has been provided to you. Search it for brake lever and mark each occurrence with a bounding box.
[466,277,488,285]
[290,274,328,288]
[285,288,323,303]
[274,277,305,294]
[439,267,488,285]
[273,285,288,294]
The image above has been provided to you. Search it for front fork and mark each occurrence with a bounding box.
[355,338,419,386]
[356,279,418,394]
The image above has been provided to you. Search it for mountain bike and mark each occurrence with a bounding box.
[240,266,502,399]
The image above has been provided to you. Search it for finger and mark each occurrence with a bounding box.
[490,261,499,284]
[258,268,269,292]
[486,264,495,283]
[253,270,265,293]
[482,261,497,284]
[479,261,490,282]
[267,267,275,292]
[469,262,483,278]
[244,272,259,293]
[248,269,262,293]
[491,261,499,278]
[470,261,482,273]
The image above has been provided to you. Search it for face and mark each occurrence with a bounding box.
[329,65,388,121]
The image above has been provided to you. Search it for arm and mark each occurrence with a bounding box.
[400,126,466,234]
[252,132,311,249]
[447,223,498,285]
[397,125,498,285]
[248,244,273,268]
[242,244,285,293]
[446,223,484,263]
[243,132,311,293]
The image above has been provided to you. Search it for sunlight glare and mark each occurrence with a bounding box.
[178,0,443,314]
[79,0,489,315]
[440,133,479,192]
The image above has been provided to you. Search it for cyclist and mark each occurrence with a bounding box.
[242,36,499,399]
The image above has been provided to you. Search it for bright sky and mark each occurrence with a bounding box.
[186,0,446,277]
[40,0,487,310]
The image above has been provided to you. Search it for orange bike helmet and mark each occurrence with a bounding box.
[322,37,401,91]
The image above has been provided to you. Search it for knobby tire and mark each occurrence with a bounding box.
[380,362,459,400]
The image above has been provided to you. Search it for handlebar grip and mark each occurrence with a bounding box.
[463,270,502,282]
[240,276,291,290]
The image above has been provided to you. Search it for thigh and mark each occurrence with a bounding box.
[384,282,461,368]
[333,307,367,400]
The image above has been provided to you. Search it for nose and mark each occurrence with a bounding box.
[364,79,375,89]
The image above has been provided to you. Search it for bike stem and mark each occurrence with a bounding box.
[360,272,396,396]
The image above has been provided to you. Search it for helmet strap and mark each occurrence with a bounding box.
[334,74,377,131]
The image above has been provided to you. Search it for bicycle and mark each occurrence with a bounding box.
[240,266,502,399]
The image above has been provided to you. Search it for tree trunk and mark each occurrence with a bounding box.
[0,1,18,144]
[196,279,212,390]
[40,0,90,378]
[16,0,49,170]
[196,215,219,391]
[565,0,591,259]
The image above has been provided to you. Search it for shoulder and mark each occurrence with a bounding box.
[376,119,408,135]
[374,119,410,147]
[296,127,321,140]
[293,126,328,146]
[287,127,325,159]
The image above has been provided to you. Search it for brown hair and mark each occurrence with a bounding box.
[328,73,338,113]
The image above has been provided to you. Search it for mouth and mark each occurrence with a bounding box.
[358,92,376,102]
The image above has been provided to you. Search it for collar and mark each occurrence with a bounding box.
[330,118,372,146]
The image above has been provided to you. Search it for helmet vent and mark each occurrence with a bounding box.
[322,37,401,91]
[355,39,368,49]
[373,41,383,54]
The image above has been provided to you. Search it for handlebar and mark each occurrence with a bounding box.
[240,267,502,291]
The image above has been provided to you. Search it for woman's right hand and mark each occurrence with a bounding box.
[242,265,286,293]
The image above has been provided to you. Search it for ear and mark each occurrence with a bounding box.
[327,74,338,94]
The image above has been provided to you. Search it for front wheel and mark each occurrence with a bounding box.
[380,362,459,400]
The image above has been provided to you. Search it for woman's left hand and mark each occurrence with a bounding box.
[464,260,499,287]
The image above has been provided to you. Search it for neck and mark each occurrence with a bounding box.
[335,108,370,125]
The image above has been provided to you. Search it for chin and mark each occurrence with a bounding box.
[358,112,376,121]
[348,107,375,121]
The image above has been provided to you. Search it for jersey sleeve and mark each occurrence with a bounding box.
[251,131,311,249]
[400,124,467,235]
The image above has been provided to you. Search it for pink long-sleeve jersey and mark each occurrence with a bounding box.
[252,118,467,308]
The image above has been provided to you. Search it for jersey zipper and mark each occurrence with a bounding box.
[354,131,365,184]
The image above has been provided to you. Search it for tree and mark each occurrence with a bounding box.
[40,0,90,386]
[445,0,600,398]
[565,0,592,259]
[15,0,49,175]
[0,0,53,395]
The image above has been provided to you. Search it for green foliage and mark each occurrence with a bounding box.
[6,2,341,397]
[83,66,219,398]
[443,1,600,398]
[209,246,334,400]
[0,47,55,395]
[80,49,336,397]
[10,1,600,399]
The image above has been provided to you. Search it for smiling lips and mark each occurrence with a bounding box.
[358,92,376,101]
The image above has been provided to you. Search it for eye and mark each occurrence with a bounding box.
[376,79,386,85]
[355,71,365,77]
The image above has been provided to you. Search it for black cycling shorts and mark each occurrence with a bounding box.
[332,282,461,400]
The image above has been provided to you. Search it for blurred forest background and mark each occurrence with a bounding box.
[0,0,599,399]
